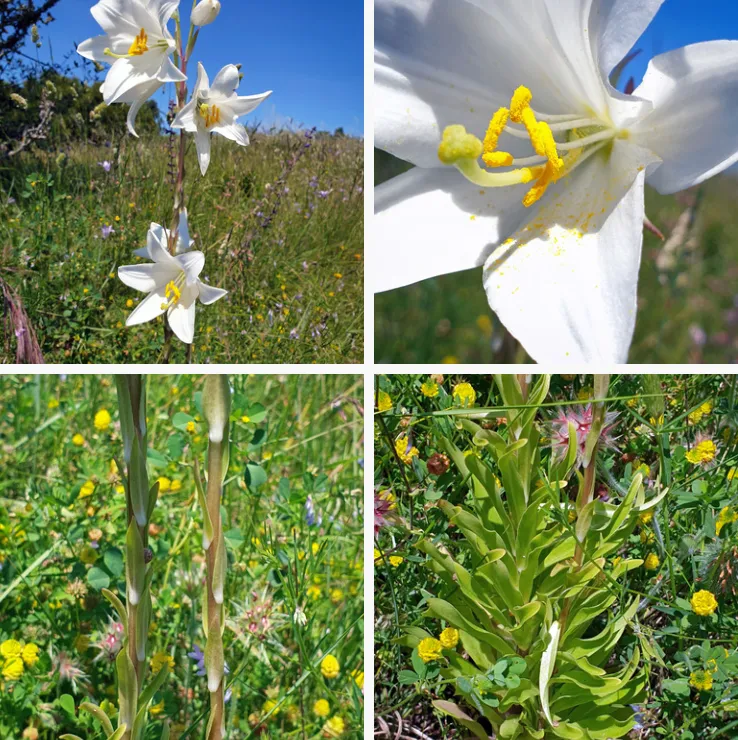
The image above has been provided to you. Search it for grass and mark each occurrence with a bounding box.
[0,373,364,738]
[0,131,363,364]
[374,150,738,363]
[374,373,738,739]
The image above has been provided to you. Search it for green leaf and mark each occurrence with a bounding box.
[540,621,561,727]
[245,463,267,489]
[245,402,267,423]
[101,588,128,631]
[171,411,195,431]
[411,649,427,678]
[432,700,490,740]
[398,670,419,685]
[104,548,124,577]
[224,528,245,549]
[662,677,691,696]
[79,701,115,736]
[58,693,76,717]
[87,567,110,591]
[125,518,145,604]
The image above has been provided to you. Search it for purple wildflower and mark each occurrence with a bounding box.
[187,644,206,676]
[546,404,619,465]
[98,160,112,172]
[101,224,114,239]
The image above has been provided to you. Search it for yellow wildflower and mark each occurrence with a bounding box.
[691,590,718,616]
[330,588,344,604]
[644,553,660,571]
[351,669,364,690]
[395,436,419,465]
[313,699,330,717]
[72,433,85,446]
[639,510,654,526]
[21,643,39,667]
[322,716,345,737]
[439,627,459,649]
[149,700,165,715]
[321,654,340,679]
[186,421,196,433]
[1,640,22,659]
[417,637,443,663]
[685,439,717,465]
[421,379,439,398]
[452,382,476,407]
[263,699,280,717]
[150,651,174,673]
[94,409,111,431]
[717,506,738,536]
[48,398,59,409]
[689,670,713,691]
[389,555,404,567]
[79,480,95,499]
[377,390,392,413]
[2,657,24,681]
[156,477,171,493]
[169,480,182,493]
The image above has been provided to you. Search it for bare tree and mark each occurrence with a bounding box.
[0,0,61,73]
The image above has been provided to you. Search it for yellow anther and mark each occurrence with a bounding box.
[482,151,514,168]
[161,280,182,311]
[510,86,533,123]
[483,108,509,154]
[438,125,483,165]
[522,162,557,207]
[199,103,222,128]
[128,28,149,56]
[536,121,565,173]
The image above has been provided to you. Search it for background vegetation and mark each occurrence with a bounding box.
[0,373,364,738]
[374,374,738,738]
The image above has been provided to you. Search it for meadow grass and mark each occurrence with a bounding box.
[374,150,738,364]
[0,131,363,364]
[374,373,738,739]
[0,373,364,738]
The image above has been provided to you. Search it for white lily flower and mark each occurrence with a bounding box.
[191,0,221,26]
[374,0,738,363]
[77,0,186,136]
[118,210,227,344]
[172,62,272,175]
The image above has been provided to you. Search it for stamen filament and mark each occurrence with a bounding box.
[556,130,615,151]
[547,118,603,132]
[456,158,538,188]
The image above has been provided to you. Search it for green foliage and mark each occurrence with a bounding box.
[0,374,364,738]
[375,374,738,739]
[1,129,363,363]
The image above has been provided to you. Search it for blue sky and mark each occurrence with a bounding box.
[623,0,738,88]
[21,0,364,135]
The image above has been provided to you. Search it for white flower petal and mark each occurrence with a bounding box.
[588,0,664,81]
[118,263,173,293]
[155,0,181,28]
[373,166,529,293]
[210,64,240,96]
[195,126,212,175]
[157,55,187,83]
[172,98,198,131]
[126,79,162,136]
[176,209,192,253]
[197,281,228,305]
[90,0,142,38]
[145,223,180,264]
[213,122,249,146]
[228,90,272,117]
[483,140,657,363]
[167,284,198,344]
[632,40,738,194]
[193,61,210,99]
[103,57,159,105]
[125,285,168,326]
[177,251,206,282]
[375,0,604,168]
[77,34,111,62]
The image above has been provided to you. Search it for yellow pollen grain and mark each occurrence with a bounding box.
[438,125,483,164]
[509,86,533,123]
[483,107,509,153]
[482,151,514,168]
[128,28,149,56]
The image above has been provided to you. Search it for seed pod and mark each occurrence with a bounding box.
[427,452,450,476]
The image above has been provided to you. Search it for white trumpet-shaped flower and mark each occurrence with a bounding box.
[119,210,227,344]
[172,62,272,175]
[77,0,186,136]
[374,0,738,363]
[191,0,221,26]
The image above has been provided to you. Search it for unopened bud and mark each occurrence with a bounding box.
[203,375,230,443]
[191,0,221,26]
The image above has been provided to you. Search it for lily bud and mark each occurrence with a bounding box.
[192,0,221,26]
[203,375,231,443]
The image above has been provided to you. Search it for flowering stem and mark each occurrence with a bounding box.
[115,375,157,740]
[201,375,230,740]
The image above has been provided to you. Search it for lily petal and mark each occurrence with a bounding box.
[210,64,240,96]
[374,166,528,293]
[193,61,210,100]
[126,78,162,137]
[125,285,169,326]
[176,209,193,253]
[588,0,664,82]
[213,122,249,146]
[632,40,738,194]
[167,283,198,344]
[172,98,198,131]
[118,262,176,293]
[177,251,206,283]
[157,55,187,83]
[103,57,160,105]
[90,0,142,38]
[197,281,228,305]
[195,126,212,175]
[77,34,111,62]
[228,90,272,117]
[482,140,658,363]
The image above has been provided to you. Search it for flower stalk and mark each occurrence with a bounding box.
[199,375,231,739]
